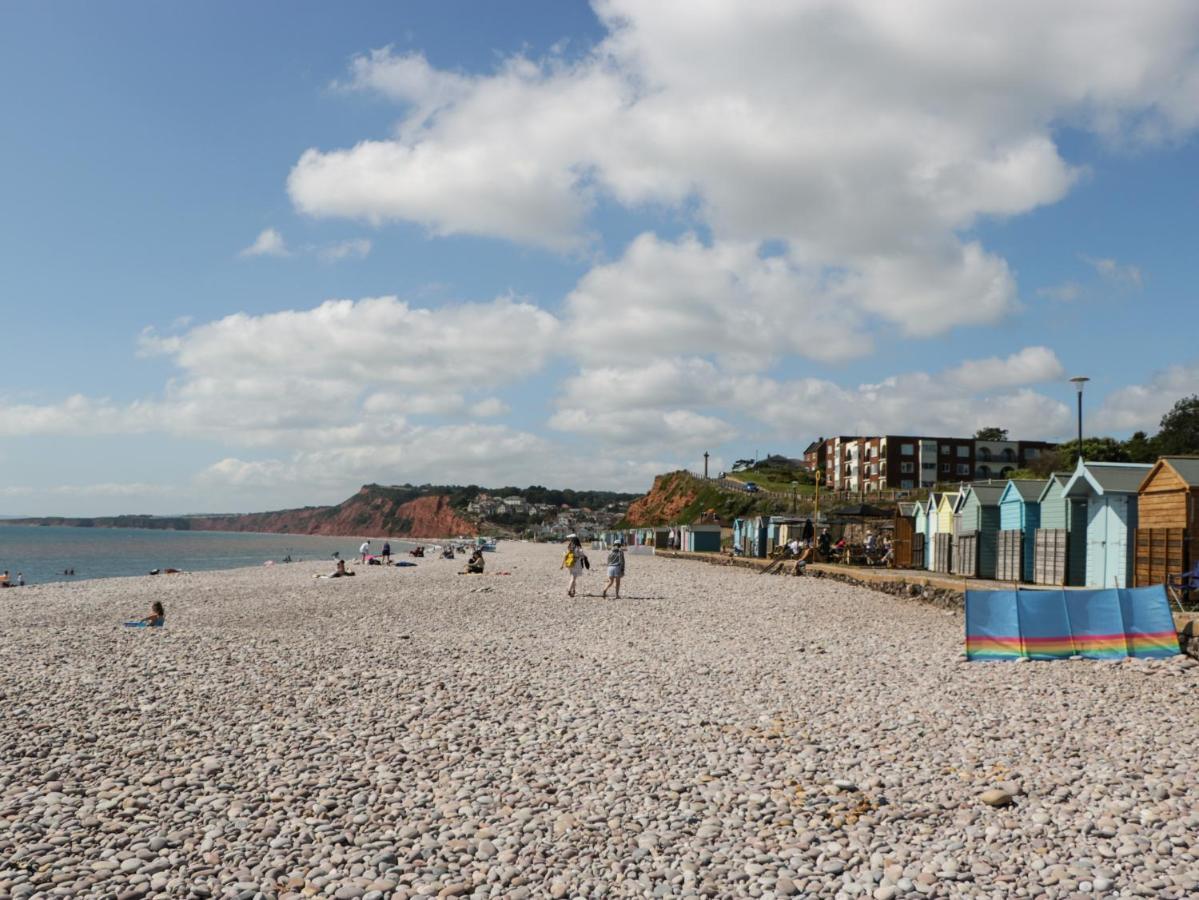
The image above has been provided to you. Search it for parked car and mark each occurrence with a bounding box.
[744,481,760,493]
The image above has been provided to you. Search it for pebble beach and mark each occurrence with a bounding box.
[1,542,1197,899]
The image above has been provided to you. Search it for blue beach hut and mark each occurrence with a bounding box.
[1062,460,1152,588]
[997,479,1047,582]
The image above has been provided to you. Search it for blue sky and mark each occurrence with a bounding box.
[3,1,1199,516]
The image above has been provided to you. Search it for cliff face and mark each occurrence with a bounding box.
[190,488,477,538]
[622,471,701,526]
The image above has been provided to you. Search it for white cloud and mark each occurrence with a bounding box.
[1037,281,1083,302]
[1095,362,1199,432]
[317,238,372,263]
[945,346,1065,392]
[288,1,1199,339]
[239,227,289,258]
[1081,254,1143,288]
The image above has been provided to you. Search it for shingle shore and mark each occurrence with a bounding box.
[1,543,1197,899]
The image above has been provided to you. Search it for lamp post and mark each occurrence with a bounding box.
[814,469,822,520]
[1069,376,1090,465]
[790,480,798,514]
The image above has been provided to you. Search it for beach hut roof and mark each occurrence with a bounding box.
[960,483,1005,507]
[1063,460,1153,497]
[1036,472,1071,504]
[1140,456,1199,489]
[999,479,1047,503]
[897,502,918,516]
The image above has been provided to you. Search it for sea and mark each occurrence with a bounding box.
[0,525,419,586]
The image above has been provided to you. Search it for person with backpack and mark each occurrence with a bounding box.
[561,534,587,597]
[602,539,626,599]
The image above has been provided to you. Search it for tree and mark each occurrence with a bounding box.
[731,458,755,471]
[1155,395,1199,455]
[974,427,1009,441]
[1053,437,1130,469]
[1122,430,1158,464]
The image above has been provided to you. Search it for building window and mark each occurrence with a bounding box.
[901,462,914,474]
[922,462,935,470]
[977,447,992,461]
[957,463,970,475]
[901,443,914,455]
[957,446,969,458]
[941,463,951,473]
[901,479,914,489]
[941,445,950,455]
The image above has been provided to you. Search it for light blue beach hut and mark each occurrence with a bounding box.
[924,493,942,572]
[996,479,1047,582]
[1062,460,1152,588]
[912,501,929,570]
[1034,473,1087,585]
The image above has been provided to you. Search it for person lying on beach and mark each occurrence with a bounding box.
[148,568,184,575]
[125,601,165,628]
[315,559,356,578]
[0,570,9,588]
[460,549,485,574]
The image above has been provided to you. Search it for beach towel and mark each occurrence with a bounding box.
[965,586,1179,661]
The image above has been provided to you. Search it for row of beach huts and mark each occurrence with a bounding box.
[608,456,1199,590]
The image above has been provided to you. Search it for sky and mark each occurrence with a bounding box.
[3,0,1199,516]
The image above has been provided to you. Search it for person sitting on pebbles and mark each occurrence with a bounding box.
[315,559,356,579]
[460,548,485,575]
[125,601,165,628]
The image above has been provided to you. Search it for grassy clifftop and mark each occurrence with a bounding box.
[621,471,787,527]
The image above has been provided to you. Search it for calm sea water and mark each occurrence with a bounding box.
[0,525,418,586]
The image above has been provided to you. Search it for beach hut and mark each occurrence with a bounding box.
[932,492,958,573]
[892,502,920,568]
[1062,460,1153,588]
[1134,457,1199,587]
[924,493,942,572]
[996,479,1047,583]
[685,523,722,553]
[953,483,1005,578]
[912,501,929,569]
[1034,473,1087,585]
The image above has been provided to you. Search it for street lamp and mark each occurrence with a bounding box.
[1069,376,1090,464]
[790,480,799,514]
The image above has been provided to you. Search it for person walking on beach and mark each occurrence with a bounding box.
[381,542,391,564]
[359,540,371,563]
[602,539,626,599]
[561,534,587,597]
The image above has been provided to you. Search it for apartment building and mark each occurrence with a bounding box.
[814,435,1054,492]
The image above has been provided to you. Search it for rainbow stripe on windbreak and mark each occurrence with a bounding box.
[966,630,1180,660]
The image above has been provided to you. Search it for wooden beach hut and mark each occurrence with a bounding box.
[892,502,921,568]
[1034,473,1086,585]
[932,492,958,573]
[1062,460,1152,588]
[952,483,1005,578]
[996,479,1047,583]
[1134,457,1199,587]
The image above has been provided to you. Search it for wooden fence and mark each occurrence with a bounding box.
[954,533,978,577]
[996,529,1023,582]
[932,533,953,574]
[1033,529,1068,586]
[1133,527,1192,588]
